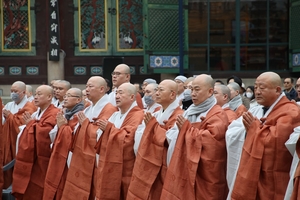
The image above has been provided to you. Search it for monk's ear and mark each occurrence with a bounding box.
[208,88,214,95]
[276,86,282,94]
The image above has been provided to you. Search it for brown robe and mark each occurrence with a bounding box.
[61,103,117,200]
[224,107,237,124]
[231,96,300,200]
[95,106,144,200]
[127,107,183,200]
[12,104,59,200]
[160,105,229,200]
[3,101,37,188]
[43,116,79,200]
[136,92,144,109]
[235,104,247,118]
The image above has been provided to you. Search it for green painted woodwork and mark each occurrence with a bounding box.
[143,0,188,74]
[0,0,36,56]
[290,0,300,71]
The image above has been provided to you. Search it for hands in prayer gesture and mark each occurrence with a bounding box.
[176,115,186,130]
[77,111,87,125]
[144,112,153,125]
[97,119,108,131]
[242,111,255,131]
[3,109,11,119]
[56,111,67,128]
[23,111,33,125]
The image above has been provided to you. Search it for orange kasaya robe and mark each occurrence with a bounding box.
[291,139,300,200]
[224,107,237,124]
[235,104,247,118]
[3,101,37,188]
[61,103,117,200]
[231,96,300,200]
[95,106,144,200]
[161,105,229,200]
[43,116,79,200]
[127,107,183,200]
[12,104,59,200]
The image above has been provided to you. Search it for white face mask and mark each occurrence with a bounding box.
[246,92,253,99]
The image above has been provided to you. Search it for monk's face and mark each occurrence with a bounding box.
[214,86,225,106]
[254,75,281,107]
[296,78,300,98]
[112,65,130,88]
[63,89,81,110]
[34,86,52,108]
[191,78,213,106]
[55,82,68,101]
[115,84,134,109]
[227,85,239,100]
[144,84,156,102]
[86,78,103,103]
[155,81,176,106]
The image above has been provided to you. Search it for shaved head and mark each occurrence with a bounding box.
[191,74,214,106]
[115,64,130,74]
[86,76,107,104]
[156,79,177,109]
[121,82,137,96]
[12,81,26,91]
[258,72,282,88]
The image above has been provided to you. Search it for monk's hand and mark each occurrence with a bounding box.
[23,111,33,125]
[176,115,186,130]
[144,112,153,125]
[242,111,255,131]
[98,119,108,131]
[3,109,11,118]
[77,111,87,125]
[56,112,67,128]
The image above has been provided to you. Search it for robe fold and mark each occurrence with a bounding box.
[0,98,4,196]
[234,104,247,118]
[127,107,183,200]
[223,107,237,124]
[290,135,300,200]
[12,104,59,200]
[43,116,79,200]
[231,96,300,200]
[161,105,229,200]
[61,103,117,200]
[2,101,37,188]
[95,106,144,200]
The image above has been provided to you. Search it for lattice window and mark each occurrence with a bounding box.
[0,0,36,55]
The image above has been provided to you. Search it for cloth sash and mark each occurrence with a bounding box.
[183,95,216,122]
[229,95,242,111]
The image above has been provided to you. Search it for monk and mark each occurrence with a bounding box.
[160,74,229,199]
[43,88,84,200]
[95,83,144,200]
[61,76,117,200]
[227,82,248,118]
[128,80,183,199]
[12,85,60,200]
[214,84,237,123]
[109,64,144,109]
[143,83,161,113]
[2,81,37,188]
[52,80,71,108]
[226,72,300,199]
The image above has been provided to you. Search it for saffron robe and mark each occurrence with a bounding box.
[161,105,229,200]
[43,116,79,200]
[234,104,247,118]
[95,104,144,200]
[230,96,300,200]
[61,102,117,200]
[127,105,183,200]
[2,101,36,188]
[12,104,59,200]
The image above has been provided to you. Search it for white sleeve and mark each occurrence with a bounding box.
[16,125,27,155]
[284,127,300,200]
[166,124,179,166]
[49,125,58,147]
[226,116,246,200]
[133,122,146,155]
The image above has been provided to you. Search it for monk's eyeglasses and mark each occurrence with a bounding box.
[64,94,80,98]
